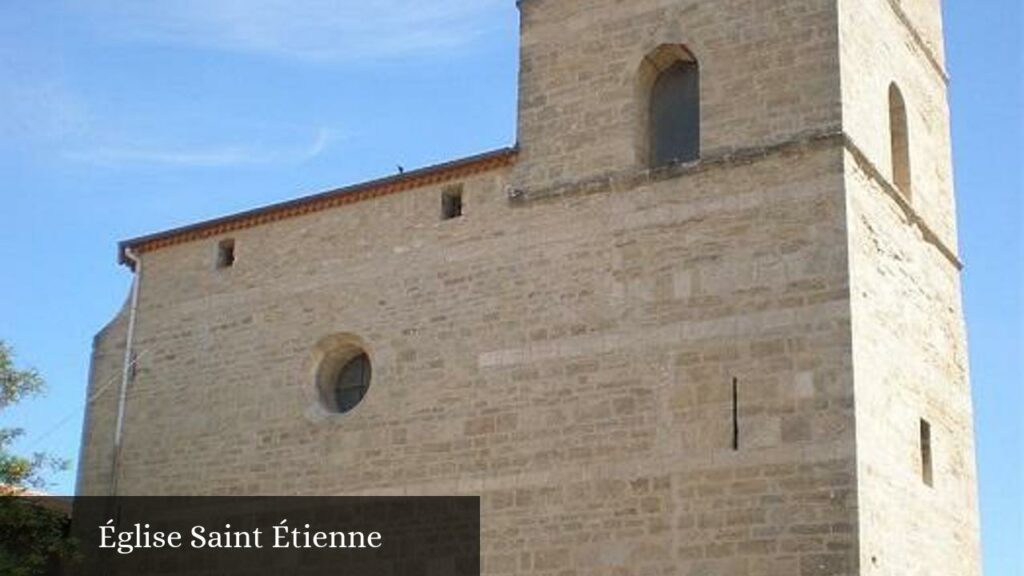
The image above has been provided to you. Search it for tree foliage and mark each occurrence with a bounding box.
[1,341,44,406]
[0,340,75,575]
[0,340,67,489]
[0,497,74,576]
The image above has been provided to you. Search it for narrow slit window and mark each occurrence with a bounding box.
[732,377,739,451]
[216,239,236,269]
[442,186,463,220]
[920,418,933,487]
[889,83,912,200]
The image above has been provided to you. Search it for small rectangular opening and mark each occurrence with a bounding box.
[216,239,236,269]
[441,186,463,220]
[920,418,933,487]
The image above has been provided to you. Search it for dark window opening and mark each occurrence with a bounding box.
[889,84,912,200]
[442,186,463,220]
[920,419,934,487]
[650,60,700,168]
[732,377,740,451]
[333,353,371,414]
[216,239,235,269]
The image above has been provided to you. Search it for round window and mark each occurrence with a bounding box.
[313,336,372,415]
[331,353,371,413]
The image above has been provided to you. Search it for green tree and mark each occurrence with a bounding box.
[0,340,68,489]
[0,340,75,575]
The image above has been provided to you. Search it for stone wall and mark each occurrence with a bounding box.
[838,0,957,250]
[838,1,980,573]
[81,141,860,574]
[889,0,947,66]
[76,300,128,494]
[845,156,980,575]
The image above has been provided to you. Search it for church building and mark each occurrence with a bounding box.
[78,0,981,574]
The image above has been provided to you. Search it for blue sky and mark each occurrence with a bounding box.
[0,1,1020,572]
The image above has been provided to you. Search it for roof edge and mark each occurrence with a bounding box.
[118,147,518,267]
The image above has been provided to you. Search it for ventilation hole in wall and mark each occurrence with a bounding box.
[920,418,934,487]
[442,186,463,220]
[216,239,236,269]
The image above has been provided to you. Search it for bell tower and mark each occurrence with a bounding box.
[509,0,979,574]
[511,0,843,192]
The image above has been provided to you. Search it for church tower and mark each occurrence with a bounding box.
[79,1,979,574]
[510,0,979,573]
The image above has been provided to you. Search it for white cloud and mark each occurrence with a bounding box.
[64,126,338,168]
[74,0,507,62]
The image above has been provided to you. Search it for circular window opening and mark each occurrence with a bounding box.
[331,353,371,413]
[315,340,372,415]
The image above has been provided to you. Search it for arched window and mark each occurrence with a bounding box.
[889,83,912,199]
[641,45,700,169]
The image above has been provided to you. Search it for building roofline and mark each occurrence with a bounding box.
[117,147,518,267]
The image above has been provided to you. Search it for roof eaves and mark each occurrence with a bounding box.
[117,146,517,268]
